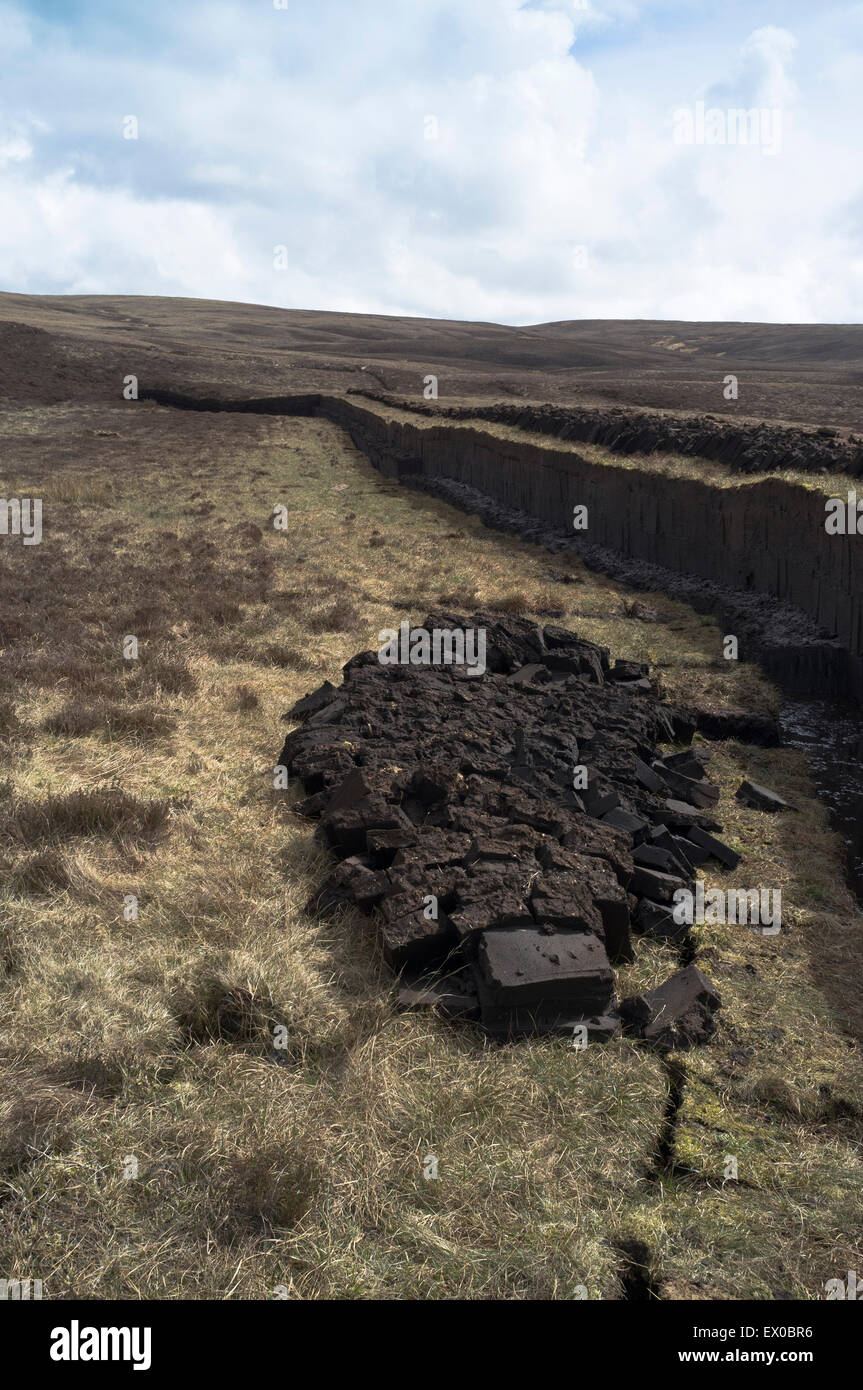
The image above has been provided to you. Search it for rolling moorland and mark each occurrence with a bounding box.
[0,293,860,1299]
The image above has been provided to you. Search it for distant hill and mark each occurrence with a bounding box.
[1,291,860,426]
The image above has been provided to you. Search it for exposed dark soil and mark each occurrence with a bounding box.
[407,472,847,697]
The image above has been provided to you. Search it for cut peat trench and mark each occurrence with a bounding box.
[351,388,863,479]
[407,474,863,908]
[139,386,857,699]
[140,386,863,904]
[139,387,861,688]
[406,472,844,703]
[780,697,863,900]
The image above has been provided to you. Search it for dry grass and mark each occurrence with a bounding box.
[0,401,859,1299]
[0,788,173,846]
[42,700,174,740]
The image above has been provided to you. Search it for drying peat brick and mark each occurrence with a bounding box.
[685,824,741,869]
[310,856,390,914]
[543,625,608,663]
[602,807,650,841]
[578,860,634,962]
[647,825,704,871]
[293,790,330,818]
[450,892,536,944]
[533,842,632,959]
[305,697,349,728]
[611,659,649,683]
[282,612,722,1042]
[655,764,720,809]
[319,796,416,855]
[634,756,666,794]
[735,780,798,813]
[530,872,605,935]
[506,662,551,687]
[464,829,538,865]
[578,765,620,818]
[633,898,689,944]
[558,821,633,886]
[663,748,711,777]
[325,766,406,813]
[670,835,708,869]
[493,793,574,838]
[633,842,691,879]
[396,968,480,1020]
[366,827,417,864]
[620,966,722,1051]
[448,862,536,942]
[376,893,457,969]
[542,649,605,682]
[476,928,614,1013]
[286,679,339,721]
[288,743,356,793]
[391,830,471,869]
[656,799,722,833]
[407,763,465,806]
[630,865,690,904]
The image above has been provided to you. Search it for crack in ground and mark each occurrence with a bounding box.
[615,1238,663,1301]
[650,1056,689,1180]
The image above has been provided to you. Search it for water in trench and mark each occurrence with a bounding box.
[779,697,863,901]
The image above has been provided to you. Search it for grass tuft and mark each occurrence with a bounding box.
[1,789,172,845]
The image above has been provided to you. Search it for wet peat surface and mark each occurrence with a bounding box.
[780,697,863,901]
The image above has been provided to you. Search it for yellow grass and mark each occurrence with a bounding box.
[0,401,859,1299]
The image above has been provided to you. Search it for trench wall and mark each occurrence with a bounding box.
[322,396,863,701]
[140,388,863,701]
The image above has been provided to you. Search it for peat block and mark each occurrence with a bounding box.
[621,965,722,1051]
[280,613,726,1043]
[735,780,798,813]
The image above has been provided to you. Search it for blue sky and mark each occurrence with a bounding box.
[0,0,860,323]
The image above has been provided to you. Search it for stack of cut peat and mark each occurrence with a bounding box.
[280,613,728,1049]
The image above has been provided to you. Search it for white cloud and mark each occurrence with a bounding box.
[0,0,860,322]
[0,135,33,164]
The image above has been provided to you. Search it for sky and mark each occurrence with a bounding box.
[0,0,861,324]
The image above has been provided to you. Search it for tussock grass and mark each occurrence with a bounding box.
[41,473,116,507]
[0,403,859,1299]
[223,685,259,714]
[42,700,174,741]
[0,1064,97,1180]
[0,789,172,845]
[172,971,284,1048]
[6,848,71,896]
